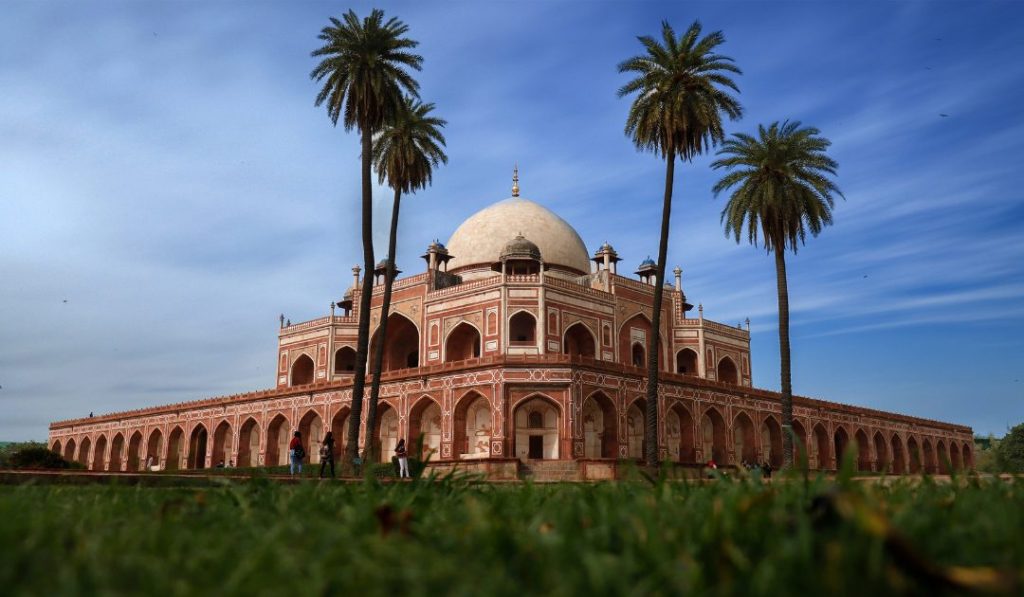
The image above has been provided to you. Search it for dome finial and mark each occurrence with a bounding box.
[512,163,520,197]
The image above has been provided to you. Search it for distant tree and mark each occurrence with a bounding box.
[996,423,1024,472]
[365,97,447,462]
[618,20,742,467]
[310,10,423,466]
[712,121,842,467]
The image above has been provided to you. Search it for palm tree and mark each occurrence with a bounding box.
[310,9,422,467]
[618,20,742,467]
[364,97,448,463]
[711,120,843,467]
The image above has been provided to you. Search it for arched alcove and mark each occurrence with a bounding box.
[126,431,143,472]
[676,348,698,376]
[212,421,233,468]
[874,432,889,473]
[165,428,183,471]
[409,398,443,460]
[290,354,315,386]
[334,346,356,374]
[761,416,783,468]
[563,323,596,359]
[186,425,207,470]
[444,322,481,363]
[509,311,536,344]
[92,435,108,472]
[733,412,757,465]
[370,313,420,371]
[109,433,125,472]
[266,415,290,466]
[855,429,871,471]
[701,408,728,465]
[237,418,260,467]
[626,399,646,460]
[298,410,323,464]
[583,392,618,459]
[667,403,696,462]
[514,396,560,460]
[454,392,492,459]
[717,357,739,385]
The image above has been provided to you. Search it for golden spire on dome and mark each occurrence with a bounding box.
[512,163,520,197]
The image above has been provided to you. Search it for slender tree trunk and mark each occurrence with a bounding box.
[774,243,794,468]
[645,151,675,468]
[364,186,402,465]
[346,128,376,469]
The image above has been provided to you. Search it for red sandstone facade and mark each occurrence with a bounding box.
[48,193,973,478]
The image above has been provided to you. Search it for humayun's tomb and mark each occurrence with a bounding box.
[49,178,973,479]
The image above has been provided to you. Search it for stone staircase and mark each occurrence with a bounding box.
[518,459,581,482]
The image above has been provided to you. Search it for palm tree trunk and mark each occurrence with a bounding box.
[364,186,402,465]
[774,243,794,468]
[346,127,376,470]
[645,150,675,468]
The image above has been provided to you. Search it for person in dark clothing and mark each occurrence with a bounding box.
[289,431,304,476]
[319,431,335,479]
[395,438,410,479]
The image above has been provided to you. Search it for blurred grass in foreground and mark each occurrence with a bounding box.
[1,470,1021,596]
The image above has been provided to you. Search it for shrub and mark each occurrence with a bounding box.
[6,446,83,470]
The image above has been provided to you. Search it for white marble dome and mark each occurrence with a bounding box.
[446,197,590,275]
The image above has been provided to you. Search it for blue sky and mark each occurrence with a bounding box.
[1,1,1022,441]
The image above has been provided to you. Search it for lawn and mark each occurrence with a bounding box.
[2,471,1021,596]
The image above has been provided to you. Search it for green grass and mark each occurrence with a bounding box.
[2,472,1022,596]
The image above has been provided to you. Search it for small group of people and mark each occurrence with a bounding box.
[287,430,337,478]
[741,460,774,478]
[286,431,412,479]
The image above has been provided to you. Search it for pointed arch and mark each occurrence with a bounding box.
[626,398,647,460]
[237,417,260,467]
[298,410,324,464]
[373,402,400,463]
[126,431,143,472]
[717,356,739,385]
[454,391,492,459]
[936,439,949,473]
[950,442,962,471]
[330,407,351,462]
[92,435,107,472]
[791,420,808,467]
[891,434,906,474]
[833,426,850,468]
[666,401,696,463]
[733,411,757,465]
[212,420,233,468]
[583,391,618,459]
[907,436,921,474]
[854,428,871,472]
[77,437,92,467]
[962,442,973,470]
[508,310,537,344]
[187,424,208,469]
[873,431,889,473]
[63,438,76,462]
[165,427,184,471]
[266,414,290,466]
[409,396,442,460]
[146,428,163,470]
[922,438,936,474]
[513,394,562,460]
[109,433,125,472]
[370,312,421,371]
[701,407,728,465]
[676,348,698,376]
[761,415,783,468]
[52,440,62,455]
[334,346,357,374]
[618,313,665,370]
[290,354,315,386]
[563,322,597,359]
[444,321,481,363]
[811,423,830,470]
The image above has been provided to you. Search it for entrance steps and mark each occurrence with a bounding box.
[519,459,581,482]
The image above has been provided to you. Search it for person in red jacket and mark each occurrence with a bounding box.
[289,431,304,476]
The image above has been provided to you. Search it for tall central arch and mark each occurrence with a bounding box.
[370,313,420,372]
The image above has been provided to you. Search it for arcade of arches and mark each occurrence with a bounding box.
[49,392,974,474]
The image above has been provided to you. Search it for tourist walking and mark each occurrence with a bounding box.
[395,438,410,479]
[319,431,335,479]
[289,431,305,476]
